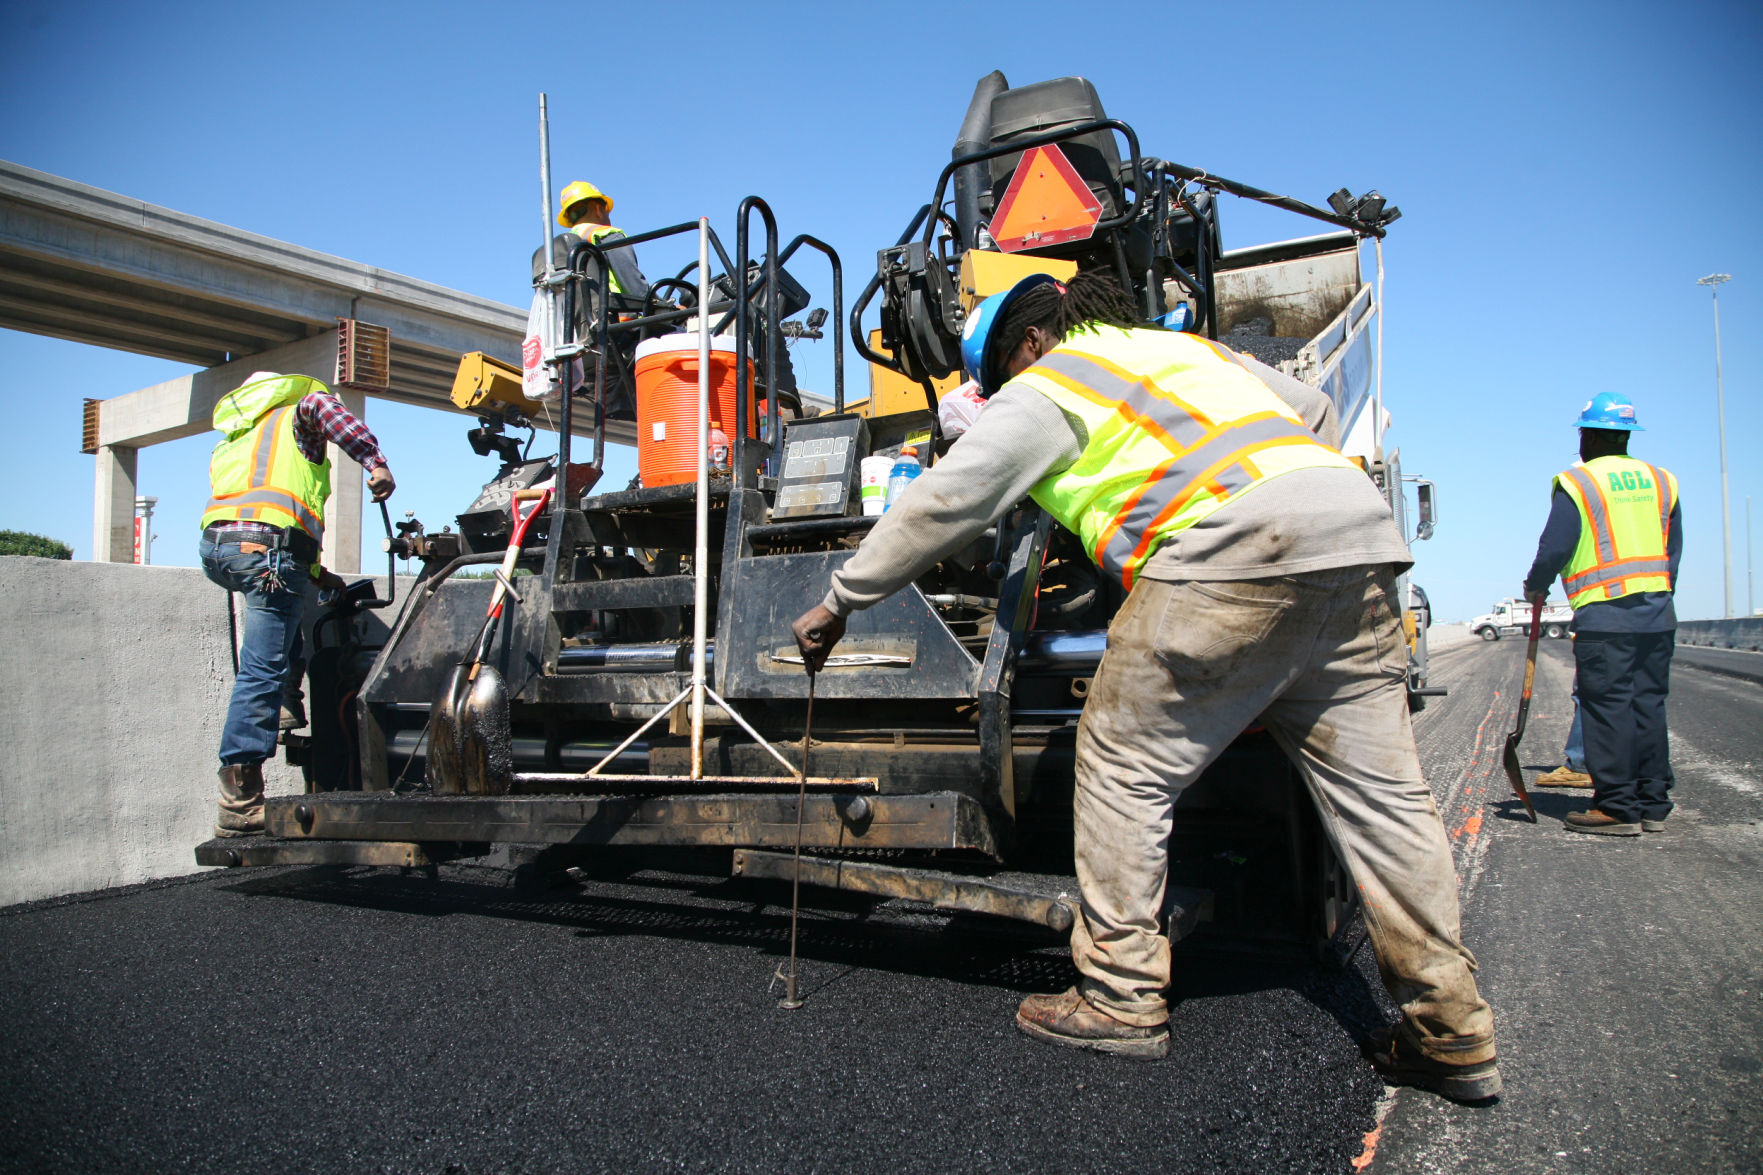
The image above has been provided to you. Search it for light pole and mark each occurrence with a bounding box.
[1697,272,1733,618]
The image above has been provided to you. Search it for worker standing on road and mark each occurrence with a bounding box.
[792,272,1499,1102]
[1523,393,1682,835]
[1536,672,1592,788]
[199,371,395,837]
[557,180,649,301]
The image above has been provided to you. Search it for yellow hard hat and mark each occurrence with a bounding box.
[557,180,613,226]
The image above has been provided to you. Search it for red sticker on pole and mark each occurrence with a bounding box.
[989,144,1103,254]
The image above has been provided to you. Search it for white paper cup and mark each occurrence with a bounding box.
[859,456,893,516]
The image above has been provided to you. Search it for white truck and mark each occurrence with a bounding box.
[1471,597,1573,641]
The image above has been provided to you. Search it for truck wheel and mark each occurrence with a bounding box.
[1545,623,1566,639]
[1478,627,1499,642]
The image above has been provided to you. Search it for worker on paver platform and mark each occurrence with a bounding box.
[557,180,648,301]
[792,272,1499,1102]
[199,372,395,837]
[1523,392,1682,836]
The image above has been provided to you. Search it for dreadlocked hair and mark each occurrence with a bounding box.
[989,270,1147,385]
[1054,269,1144,337]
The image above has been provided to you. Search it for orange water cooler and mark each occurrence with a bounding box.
[633,335,755,488]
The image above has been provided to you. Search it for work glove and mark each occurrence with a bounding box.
[368,465,396,502]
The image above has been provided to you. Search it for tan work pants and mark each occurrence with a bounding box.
[1072,565,1494,1064]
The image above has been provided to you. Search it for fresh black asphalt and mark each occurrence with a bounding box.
[1,858,1391,1173]
[2,641,1758,1173]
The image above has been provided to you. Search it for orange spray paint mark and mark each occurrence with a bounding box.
[1351,1124,1383,1171]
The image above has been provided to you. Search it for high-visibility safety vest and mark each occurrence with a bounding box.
[1010,324,1357,591]
[200,373,331,544]
[569,223,627,295]
[1554,455,1677,606]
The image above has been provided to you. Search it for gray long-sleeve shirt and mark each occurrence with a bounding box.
[824,346,1411,616]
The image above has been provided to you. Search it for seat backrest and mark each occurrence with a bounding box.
[983,77,1124,223]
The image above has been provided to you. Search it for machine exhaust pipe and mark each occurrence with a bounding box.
[952,70,1009,250]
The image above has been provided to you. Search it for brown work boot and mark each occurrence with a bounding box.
[1365,1024,1501,1103]
[1564,808,1640,837]
[1015,987,1169,1059]
[1535,766,1592,788]
[215,763,265,838]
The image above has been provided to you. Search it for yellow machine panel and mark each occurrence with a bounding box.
[959,251,1077,309]
[850,332,964,419]
[451,352,543,422]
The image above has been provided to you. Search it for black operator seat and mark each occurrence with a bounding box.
[983,76,1127,227]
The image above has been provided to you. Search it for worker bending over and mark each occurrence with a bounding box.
[793,272,1497,1102]
[1523,393,1681,836]
[199,372,395,837]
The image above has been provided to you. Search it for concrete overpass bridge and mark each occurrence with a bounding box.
[0,160,560,570]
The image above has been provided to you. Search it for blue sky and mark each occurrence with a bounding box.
[1,0,1757,622]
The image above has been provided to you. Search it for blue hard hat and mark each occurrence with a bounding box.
[961,273,1062,397]
[1575,391,1644,431]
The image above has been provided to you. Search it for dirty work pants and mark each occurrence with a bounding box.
[1071,565,1494,1064]
[201,537,307,766]
[1574,630,1674,824]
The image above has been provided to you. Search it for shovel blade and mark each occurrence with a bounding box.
[1501,733,1538,823]
[427,665,468,795]
[458,664,514,796]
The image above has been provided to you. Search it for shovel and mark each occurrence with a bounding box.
[428,487,552,795]
[1499,598,1542,823]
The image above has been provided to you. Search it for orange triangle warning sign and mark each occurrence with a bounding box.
[989,144,1104,254]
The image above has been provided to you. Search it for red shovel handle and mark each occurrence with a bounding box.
[1520,599,1543,703]
[486,488,553,621]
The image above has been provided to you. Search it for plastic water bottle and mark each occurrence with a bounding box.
[885,446,921,511]
[708,420,730,474]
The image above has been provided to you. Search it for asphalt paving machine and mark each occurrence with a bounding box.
[202,75,1434,964]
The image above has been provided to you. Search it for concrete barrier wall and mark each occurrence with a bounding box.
[0,558,406,906]
[1677,617,1763,652]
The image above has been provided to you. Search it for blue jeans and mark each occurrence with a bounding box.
[1563,682,1586,772]
[201,538,307,766]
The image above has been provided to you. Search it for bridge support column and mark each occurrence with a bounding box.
[92,445,138,562]
[321,389,366,575]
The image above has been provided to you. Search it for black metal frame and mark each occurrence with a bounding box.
[852,115,1394,381]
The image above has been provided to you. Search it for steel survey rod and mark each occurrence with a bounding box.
[692,217,710,778]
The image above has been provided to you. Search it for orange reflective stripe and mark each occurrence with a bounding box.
[208,489,323,536]
[1564,554,1673,590]
[247,408,279,486]
[1563,466,1616,564]
[1102,427,1321,589]
[1034,351,1214,446]
[1188,334,1248,369]
[1089,409,1289,568]
[1569,567,1673,599]
[1646,463,1672,540]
